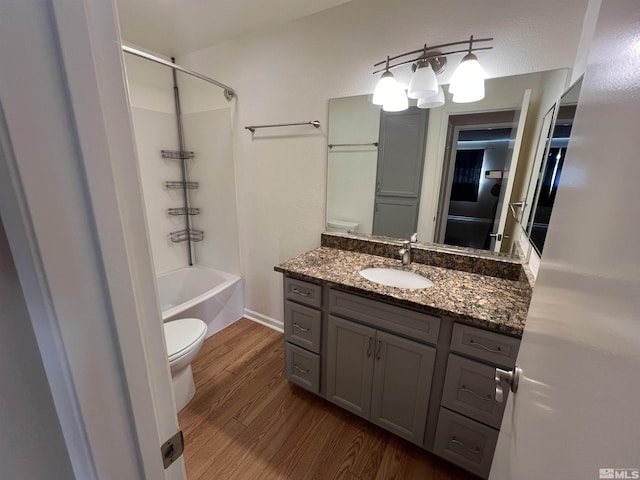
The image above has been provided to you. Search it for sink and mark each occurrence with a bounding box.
[359,267,434,289]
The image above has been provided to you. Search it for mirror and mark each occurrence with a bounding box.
[524,77,583,255]
[326,69,569,257]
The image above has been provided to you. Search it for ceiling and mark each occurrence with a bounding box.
[117,0,352,56]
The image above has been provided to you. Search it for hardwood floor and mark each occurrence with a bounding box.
[179,318,477,480]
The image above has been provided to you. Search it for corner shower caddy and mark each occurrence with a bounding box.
[122,44,235,266]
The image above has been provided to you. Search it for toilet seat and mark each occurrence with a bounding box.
[163,318,207,363]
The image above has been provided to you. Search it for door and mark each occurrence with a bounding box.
[436,108,529,251]
[326,315,376,419]
[0,2,184,479]
[370,331,436,445]
[489,90,530,252]
[373,108,428,238]
[491,3,640,478]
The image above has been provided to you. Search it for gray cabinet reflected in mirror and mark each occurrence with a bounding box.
[523,77,583,255]
[326,69,570,258]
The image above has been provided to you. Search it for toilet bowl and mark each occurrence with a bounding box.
[163,317,207,412]
[327,219,359,234]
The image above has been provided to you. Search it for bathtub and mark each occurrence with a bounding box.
[157,265,244,338]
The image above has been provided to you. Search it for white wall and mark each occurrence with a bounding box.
[174,0,590,322]
[185,109,241,274]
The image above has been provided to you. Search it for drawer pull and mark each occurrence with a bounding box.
[293,322,310,332]
[451,436,480,454]
[469,339,502,353]
[291,288,311,297]
[461,385,492,401]
[366,336,372,358]
[293,364,309,374]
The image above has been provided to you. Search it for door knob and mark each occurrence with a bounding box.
[495,366,522,403]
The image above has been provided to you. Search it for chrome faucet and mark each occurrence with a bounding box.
[399,233,418,265]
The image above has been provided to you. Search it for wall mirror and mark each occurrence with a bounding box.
[326,68,569,258]
[523,77,583,255]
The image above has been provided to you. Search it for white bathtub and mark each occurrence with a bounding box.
[157,266,244,338]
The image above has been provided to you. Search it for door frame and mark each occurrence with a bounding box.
[0,1,184,479]
[435,113,518,245]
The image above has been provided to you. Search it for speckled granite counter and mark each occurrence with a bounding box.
[275,247,531,337]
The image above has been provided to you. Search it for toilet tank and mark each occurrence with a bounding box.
[326,219,359,233]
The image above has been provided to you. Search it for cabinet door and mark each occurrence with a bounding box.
[326,315,375,419]
[370,330,436,445]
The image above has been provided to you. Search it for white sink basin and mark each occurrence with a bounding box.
[359,267,434,289]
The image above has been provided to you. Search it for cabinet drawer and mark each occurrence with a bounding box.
[284,277,322,308]
[328,289,440,345]
[451,323,519,368]
[284,301,321,354]
[433,408,499,479]
[441,354,507,429]
[285,343,320,394]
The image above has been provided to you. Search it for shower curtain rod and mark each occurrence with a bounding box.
[121,45,235,101]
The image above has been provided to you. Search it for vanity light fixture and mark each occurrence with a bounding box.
[417,86,445,109]
[372,35,492,109]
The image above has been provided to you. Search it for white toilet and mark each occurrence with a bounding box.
[327,219,359,233]
[163,318,207,412]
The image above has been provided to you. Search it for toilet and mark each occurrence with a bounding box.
[163,318,207,412]
[326,219,359,234]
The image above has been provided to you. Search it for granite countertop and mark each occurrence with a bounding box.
[275,247,531,337]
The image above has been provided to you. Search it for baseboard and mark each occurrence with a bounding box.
[244,309,284,333]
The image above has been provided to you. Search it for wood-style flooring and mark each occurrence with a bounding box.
[179,318,477,480]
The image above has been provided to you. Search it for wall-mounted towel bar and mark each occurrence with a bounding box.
[245,120,320,133]
[328,142,379,149]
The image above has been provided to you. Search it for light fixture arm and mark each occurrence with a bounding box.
[372,36,492,75]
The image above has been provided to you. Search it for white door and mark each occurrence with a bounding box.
[0,1,185,479]
[489,90,531,252]
[491,2,640,478]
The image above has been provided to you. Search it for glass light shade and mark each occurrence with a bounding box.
[382,82,409,112]
[449,53,486,96]
[407,62,438,99]
[417,86,445,109]
[372,71,396,105]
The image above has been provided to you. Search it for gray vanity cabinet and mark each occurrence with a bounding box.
[326,314,436,445]
[369,330,436,444]
[325,315,375,419]
[281,274,521,478]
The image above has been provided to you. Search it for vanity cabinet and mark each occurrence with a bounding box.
[326,315,436,445]
[280,275,521,478]
[283,277,322,394]
[433,323,520,478]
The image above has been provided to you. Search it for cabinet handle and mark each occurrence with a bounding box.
[461,385,492,401]
[451,437,480,454]
[366,336,372,358]
[293,322,310,332]
[291,288,310,297]
[375,340,382,360]
[469,339,502,353]
[293,364,309,374]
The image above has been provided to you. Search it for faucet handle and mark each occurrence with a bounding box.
[410,233,418,243]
